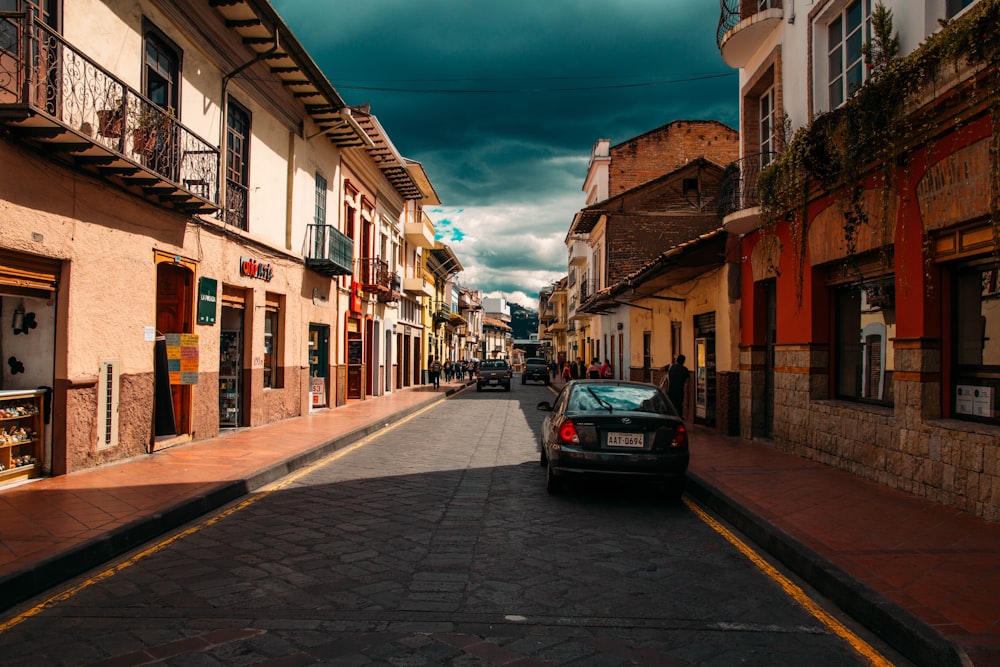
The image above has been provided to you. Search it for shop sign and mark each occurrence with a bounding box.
[240,256,273,282]
[165,333,199,385]
[197,277,217,325]
[310,377,326,406]
[350,280,362,313]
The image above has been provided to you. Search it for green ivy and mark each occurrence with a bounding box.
[759,0,1000,296]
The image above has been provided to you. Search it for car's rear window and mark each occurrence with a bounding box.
[481,360,508,369]
[526,358,546,365]
[567,383,674,415]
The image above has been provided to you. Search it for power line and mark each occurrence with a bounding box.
[330,72,735,94]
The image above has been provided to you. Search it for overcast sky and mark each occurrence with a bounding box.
[270,0,738,309]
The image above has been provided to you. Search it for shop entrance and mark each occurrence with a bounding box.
[154,259,194,438]
[308,324,329,408]
[0,249,59,479]
[219,301,245,427]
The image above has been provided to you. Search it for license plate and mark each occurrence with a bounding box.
[607,432,644,448]
[489,379,498,385]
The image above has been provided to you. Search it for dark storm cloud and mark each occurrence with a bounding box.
[270,0,737,305]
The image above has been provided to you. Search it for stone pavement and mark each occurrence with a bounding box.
[1,373,998,667]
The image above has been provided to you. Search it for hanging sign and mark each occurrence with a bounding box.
[197,277,217,325]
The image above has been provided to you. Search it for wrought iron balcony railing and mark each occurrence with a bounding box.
[357,258,392,292]
[225,179,248,231]
[304,224,353,277]
[717,0,782,49]
[0,12,219,214]
[718,152,778,217]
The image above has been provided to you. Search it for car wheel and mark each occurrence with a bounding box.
[521,378,526,385]
[476,384,482,392]
[505,383,510,392]
[545,461,563,494]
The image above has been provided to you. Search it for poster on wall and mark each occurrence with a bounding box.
[165,333,199,385]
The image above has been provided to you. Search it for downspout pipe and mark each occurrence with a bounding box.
[218,31,280,219]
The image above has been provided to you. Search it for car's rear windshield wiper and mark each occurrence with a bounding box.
[586,387,614,413]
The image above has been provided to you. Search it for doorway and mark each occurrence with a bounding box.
[154,259,194,437]
[308,324,329,408]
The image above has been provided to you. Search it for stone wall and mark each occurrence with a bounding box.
[744,345,1000,522]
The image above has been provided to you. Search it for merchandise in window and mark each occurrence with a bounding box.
[834,277,895,404]
[952,261,999,423]
[826,0,871,109]
[263,305,280,389]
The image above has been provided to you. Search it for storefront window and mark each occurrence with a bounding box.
[263,293,282,389]
[952,260,1000,423]
[834,277,895,404]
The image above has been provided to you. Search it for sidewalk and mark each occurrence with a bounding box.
[1,375,998,667]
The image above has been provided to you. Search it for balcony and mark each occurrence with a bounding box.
[431,300,453,324]
[305,224,353,276]
[404,209,436,248]
[0,14,218,214]
[717,0,783,68]
[357,257,394,296]
[404,274,434,297]
[718,152,776,235]
[568,240,588,267]
[579,278,598,303]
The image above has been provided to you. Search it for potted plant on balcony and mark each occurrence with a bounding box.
[131,105,174,155]
[97,98,124,139]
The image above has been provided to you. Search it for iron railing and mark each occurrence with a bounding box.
[304,224,353,276]
[357,258,391,291]
[718,152,778,217]
[0,13,218,202]
[717,0,782,48]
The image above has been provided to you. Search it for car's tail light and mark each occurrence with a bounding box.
[670,424,688,448]
[558,419,580,444]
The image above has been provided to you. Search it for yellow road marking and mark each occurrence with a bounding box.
[683,497,895,667]
[0,399,446,635]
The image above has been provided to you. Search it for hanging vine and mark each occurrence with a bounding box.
[757,0,1000,299]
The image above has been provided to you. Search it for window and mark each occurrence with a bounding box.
[225,98,250,230]
[947,0,974,18]
[144,28,179,113]
[263,293,283,389]
[834,278,895,404]
[314,173,327,225]
[760,86,776,167]
[826,0,871,109]
[952,260,999,423]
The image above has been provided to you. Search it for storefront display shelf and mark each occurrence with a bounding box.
[0,389,46,484]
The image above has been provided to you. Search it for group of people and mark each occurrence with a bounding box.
[558,357,615,381]
[548,354,691,415]
[427,357,478,389]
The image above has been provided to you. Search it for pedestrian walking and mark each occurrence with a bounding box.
[549,360,558,379]
[562,362,572,381]
[587,358,601,379]
[429,357,442,389]
[600,358,613,379]
[571,357,586,379]
[659,354,691,416]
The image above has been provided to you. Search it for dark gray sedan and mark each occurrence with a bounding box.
[537,380,689,498]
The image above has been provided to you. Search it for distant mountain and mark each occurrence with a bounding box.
[510,302,538,339]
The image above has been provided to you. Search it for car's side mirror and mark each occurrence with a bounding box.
[536,401,553,411]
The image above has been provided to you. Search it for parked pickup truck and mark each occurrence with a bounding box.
[476,359,511,392]
[522,357,549,385]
